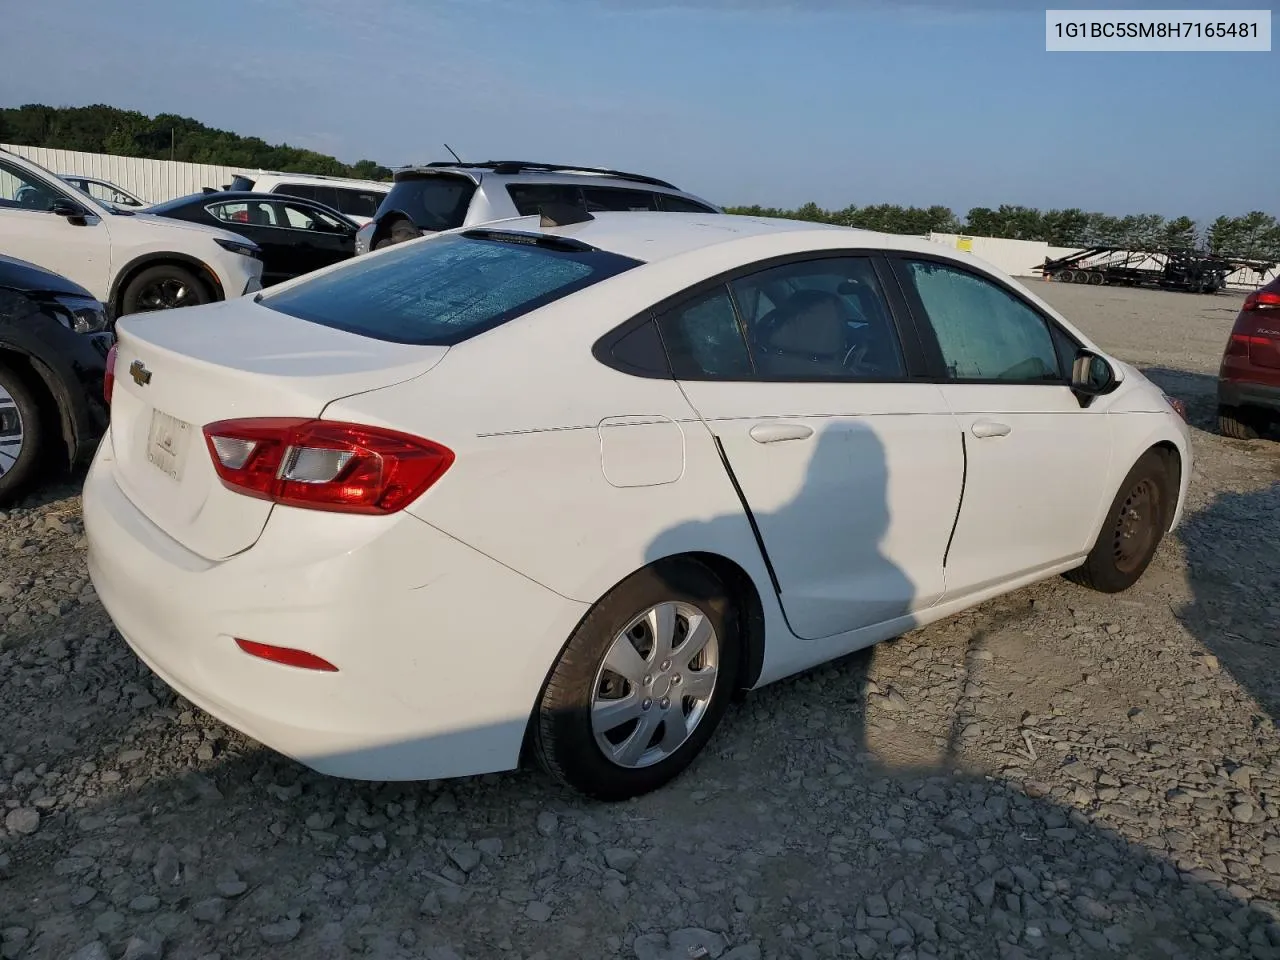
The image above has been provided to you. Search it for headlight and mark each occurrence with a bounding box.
[214,237,262,260]
[53,295,109,334]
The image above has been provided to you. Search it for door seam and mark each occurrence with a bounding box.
[942,430,967,569]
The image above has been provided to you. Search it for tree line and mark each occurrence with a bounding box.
[0,103,393,182]
[725,202,1280,262]
[4,104,1276,261]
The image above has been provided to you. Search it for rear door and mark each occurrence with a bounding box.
[889,255,1115,597]
[659,253,964,641]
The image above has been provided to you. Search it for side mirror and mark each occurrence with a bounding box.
[50,199,89,223]
[1070,349,1118,406]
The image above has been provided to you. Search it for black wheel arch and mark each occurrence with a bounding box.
[109,253,224,318]
[0,342,79,469]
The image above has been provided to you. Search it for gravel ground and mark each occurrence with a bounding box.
[2,282,1279,960]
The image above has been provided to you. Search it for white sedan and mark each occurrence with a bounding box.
[83,210,1192,800]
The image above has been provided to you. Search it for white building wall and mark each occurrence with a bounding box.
[2,143,250,205]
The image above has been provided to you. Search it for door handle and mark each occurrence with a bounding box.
[970,419,1011,439]
[749,422,814,444]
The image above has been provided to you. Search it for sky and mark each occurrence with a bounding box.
[1,0,1277,221]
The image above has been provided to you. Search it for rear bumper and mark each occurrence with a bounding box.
[1219,377,1280,413]
[83,439,588,781]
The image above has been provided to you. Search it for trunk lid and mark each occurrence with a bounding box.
[1246,314,1280,370]
[108,297,447,560]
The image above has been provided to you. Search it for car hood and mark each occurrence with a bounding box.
[0,254,95,298]
[124,212,248,245]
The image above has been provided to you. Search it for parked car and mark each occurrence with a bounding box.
[0,255,112,504]
[60,174,147,210]
[145,191,357,287]
[355,160,721,254]
[224,173,389,226]
[0,149,264,318]
[1218,275,1280,439]
[84,211,1191,801]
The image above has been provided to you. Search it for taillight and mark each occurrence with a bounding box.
[104,343,118,405]
[202,418,453,514]
[1243,290,1280,312]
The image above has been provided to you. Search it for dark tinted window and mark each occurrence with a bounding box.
[262,233,638,345]
[507,183,583,216]
[656,286,753,378]
[582,187,659,212]
[377,176,476,231]
[329,188,383,219]
[730,257,904,380]
[275,183,317,202]
[902,260,1061,382]
[657,194,717,214]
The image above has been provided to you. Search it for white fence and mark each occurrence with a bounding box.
[2,143,248,205]
[927,232,1277,291]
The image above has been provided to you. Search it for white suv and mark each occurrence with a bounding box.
[0,149,264,317]
[225,172,389,226]
[354,161,721,254]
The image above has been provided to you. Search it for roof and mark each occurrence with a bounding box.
[395,161,678,190]
[470,211,948,266]
[149,190,357,224]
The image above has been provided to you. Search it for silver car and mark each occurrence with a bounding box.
[354,160,721,254]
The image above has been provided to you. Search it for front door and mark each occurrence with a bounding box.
[891,256,1115,598]
[0,158,111,300]
[658,254,965,641]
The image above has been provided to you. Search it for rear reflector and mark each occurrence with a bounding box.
[234,638,339,672]
[104,343,118,406]
[203,418,453,514]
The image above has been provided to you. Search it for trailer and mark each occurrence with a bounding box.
[1034,246,1275,294]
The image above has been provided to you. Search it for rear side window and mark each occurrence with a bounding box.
[656,286,754,378]
[261,233,639,345]
[378,176,476,231]
[658,194,717,213]
[582,187,659,212]
[507,183,583,216]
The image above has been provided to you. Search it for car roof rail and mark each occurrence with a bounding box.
[421,160,678,190]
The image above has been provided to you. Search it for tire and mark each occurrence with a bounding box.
[375,219,422,250]
[119,265,210,317]
[1088,272,1104,285]
[1058,271,1075,283]
[1218,405,1261,440]
[0,362,46,506]
[534,558,741,801]
[1066,450,1172,594]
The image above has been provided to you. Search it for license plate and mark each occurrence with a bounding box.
[146,410,193,482]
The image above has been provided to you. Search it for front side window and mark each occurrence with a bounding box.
[280,202,347,232]
[901,260,1062,382]
[262,232,639,345]
[0,160,66,212]
[656,286,753,378]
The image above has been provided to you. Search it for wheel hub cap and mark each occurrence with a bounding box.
[590,600,720,769]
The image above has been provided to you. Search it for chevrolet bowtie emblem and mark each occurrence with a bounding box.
[129,360,152,387]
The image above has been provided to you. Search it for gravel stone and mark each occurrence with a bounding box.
[258,919,301,945]
[4,808,39,835]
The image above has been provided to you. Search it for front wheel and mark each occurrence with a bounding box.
[120,265,210,316]
[1066,450,1173,593]
[534,558,740,801]
[0,363,45,506]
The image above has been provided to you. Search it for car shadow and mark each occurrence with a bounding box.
[3,423,1280,959]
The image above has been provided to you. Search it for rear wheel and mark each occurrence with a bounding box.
[534,558,740,801]
[0,362,45,506]
[1218,405,1262,440]
[120,265,210,316]
[1066,450,1172,593]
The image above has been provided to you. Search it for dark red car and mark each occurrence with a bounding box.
[1219,276,1280,439]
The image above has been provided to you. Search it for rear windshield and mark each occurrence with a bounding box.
[260,232,640,345]
[377,175,477,231]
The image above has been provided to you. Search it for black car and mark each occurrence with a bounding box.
[145,191,358,286]
[0,255,113,504]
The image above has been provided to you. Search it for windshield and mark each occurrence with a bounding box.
[376,175,477,231]
[261,231,639,345]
